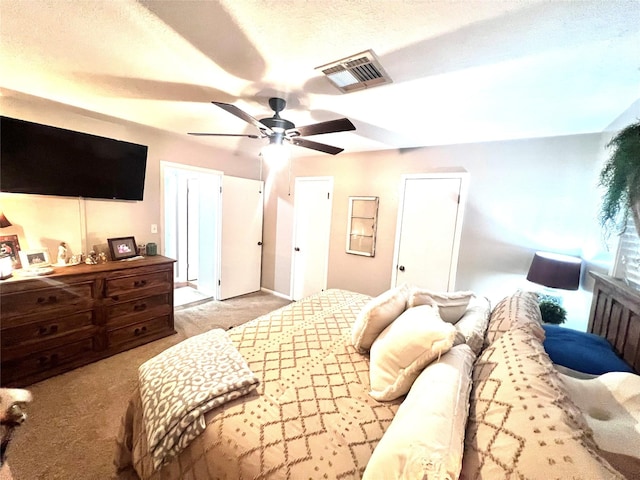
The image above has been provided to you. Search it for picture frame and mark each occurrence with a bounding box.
[107,236,138,260]
[19,248,51,269]
[0,234,22,269]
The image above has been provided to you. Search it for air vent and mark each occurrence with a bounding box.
[316,49,392,93]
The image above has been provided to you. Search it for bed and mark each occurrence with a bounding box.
[115,283,640,480]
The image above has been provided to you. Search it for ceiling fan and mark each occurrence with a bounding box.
[189,97,356,155]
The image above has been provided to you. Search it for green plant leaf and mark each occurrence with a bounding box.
[539,299,567,325]
[599,120,640,236]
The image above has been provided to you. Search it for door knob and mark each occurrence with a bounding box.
[257,241,263,246]
[294,247,300,251]
[398,265,405,271]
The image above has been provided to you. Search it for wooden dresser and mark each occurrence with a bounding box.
[0,255,176,387]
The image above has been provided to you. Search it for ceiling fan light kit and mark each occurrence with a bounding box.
[189,97,356,156]
[261,140,290,168]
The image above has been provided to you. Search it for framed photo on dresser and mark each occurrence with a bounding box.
[0,234,22,269]
[108,236,138,260]
[18,248,51,269]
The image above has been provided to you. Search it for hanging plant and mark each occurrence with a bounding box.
[598,119,640,237]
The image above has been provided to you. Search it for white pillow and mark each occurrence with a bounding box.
[369,304,456,401]
[454,295,491,354]
[407,288,474,323]
[352,284,409,353]
[363,344,476,480]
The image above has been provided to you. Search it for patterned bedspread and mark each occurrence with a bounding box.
[115,289,401,480]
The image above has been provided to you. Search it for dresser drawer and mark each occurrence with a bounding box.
[1,310,96,348]
[1,336,95,386]
[106,293,171,328]
[107,315,173,349]
[1,281,95,320]
[104,270,172,300]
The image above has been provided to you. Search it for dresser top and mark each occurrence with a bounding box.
[2,255,175,284]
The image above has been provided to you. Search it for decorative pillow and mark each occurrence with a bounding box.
[453,295,491,355]
[558,371,640,479]
[407,287,474,323]
[543,324,634,375]
[352,283,409,353]
[369,304,456,401]
[363,344,475,480]
[484,290,544,347]
[461,327,625,480]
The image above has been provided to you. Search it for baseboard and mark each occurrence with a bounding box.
[261,287,292,301]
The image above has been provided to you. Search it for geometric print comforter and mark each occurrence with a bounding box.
[115,289,402,480]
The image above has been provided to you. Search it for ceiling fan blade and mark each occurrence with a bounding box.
[291,138,344,155]
[212,101,272,134]
[188,132,261,139]
[290,118,355,137]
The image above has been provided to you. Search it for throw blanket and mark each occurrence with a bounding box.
[138,328,259,470]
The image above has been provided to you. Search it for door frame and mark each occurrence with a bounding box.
[160,161,223,296]
[289,176,334,300]
[390,172,469,289]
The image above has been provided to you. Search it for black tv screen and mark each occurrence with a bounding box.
[0,116,148,201]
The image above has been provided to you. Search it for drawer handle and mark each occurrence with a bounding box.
[133,280,148,288]
[36,295,58,305]
[38,325,59,336]
[134,326,148,336]
[133,303,147,312]
[38,353,59,366]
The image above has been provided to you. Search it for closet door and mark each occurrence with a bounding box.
[290,176,333,301]
[391,173,469,291]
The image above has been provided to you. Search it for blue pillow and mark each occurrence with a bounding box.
[542,324,634,375]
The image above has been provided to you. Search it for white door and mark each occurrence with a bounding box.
[195,172,221,298]
[291,177,333,301]
[186,177,199,281]
[391,173,468,290]
[219,175,264,300]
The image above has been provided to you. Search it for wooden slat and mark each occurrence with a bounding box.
[588,271,640,373]
[626,313,640,371]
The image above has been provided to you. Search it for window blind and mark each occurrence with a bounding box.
[613,216,640,288]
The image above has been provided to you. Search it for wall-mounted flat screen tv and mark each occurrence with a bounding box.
[0,116,148,201]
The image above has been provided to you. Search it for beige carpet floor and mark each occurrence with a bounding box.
[6,290,291,480]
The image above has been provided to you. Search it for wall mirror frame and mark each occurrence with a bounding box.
[346,196,379,257]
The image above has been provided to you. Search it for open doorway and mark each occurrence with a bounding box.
[161,162,222,306]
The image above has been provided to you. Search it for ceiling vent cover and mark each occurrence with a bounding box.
[316,49,392,93]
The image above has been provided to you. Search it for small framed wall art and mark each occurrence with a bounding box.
[0,234,22,269]
[19,248,51,269]
[346,196,379,257]
[108,236,138,260]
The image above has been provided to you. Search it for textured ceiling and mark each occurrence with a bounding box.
[1,0,639,159]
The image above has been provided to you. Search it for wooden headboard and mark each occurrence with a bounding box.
[588,271,640,373]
